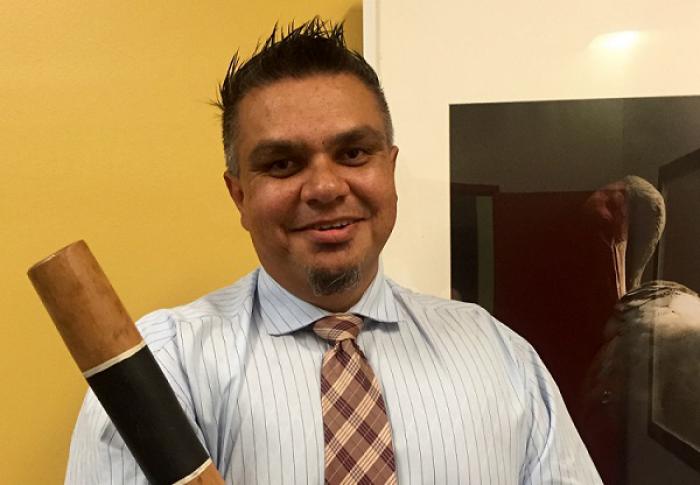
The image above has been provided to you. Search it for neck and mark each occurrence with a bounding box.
[305,283,369,313]
[266,263,378,313]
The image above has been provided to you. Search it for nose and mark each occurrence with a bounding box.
[300,155,349,206]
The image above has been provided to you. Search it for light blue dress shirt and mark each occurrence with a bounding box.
[66,267,602,484]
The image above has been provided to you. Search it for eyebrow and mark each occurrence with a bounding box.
[326,125,386,149]
[247,125,387,168]
[248,140,307,169]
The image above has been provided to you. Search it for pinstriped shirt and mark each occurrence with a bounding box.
[66,267,602,484]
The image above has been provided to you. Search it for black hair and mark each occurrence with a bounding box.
[215,17,393,174]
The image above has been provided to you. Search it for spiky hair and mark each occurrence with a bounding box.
[214,17,393,175]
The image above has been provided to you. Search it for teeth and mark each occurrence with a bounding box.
[317,221,350,230]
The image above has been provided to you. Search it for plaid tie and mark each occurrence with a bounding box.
[313,314,397,485]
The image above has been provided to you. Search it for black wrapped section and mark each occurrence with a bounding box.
[87,346,209,485]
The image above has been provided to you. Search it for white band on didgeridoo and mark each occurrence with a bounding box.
[82,341,147,378]
[172,458,213,485]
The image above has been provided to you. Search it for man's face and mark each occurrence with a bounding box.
[225,73,398,309]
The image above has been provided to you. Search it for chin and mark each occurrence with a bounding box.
[303,259,364,296]
[307,253,357,270]
[306,262,355,276]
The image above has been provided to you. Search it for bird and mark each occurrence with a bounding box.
[580,175,700,482]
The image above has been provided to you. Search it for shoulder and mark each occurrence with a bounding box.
[386,278,538,377]
[136,269,259,351]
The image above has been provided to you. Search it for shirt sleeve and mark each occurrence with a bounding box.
[514,339,603,485]
[64,313,206,485]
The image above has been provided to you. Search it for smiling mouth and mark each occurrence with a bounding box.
[313,220,354,231]
[295,219,360,231]
[291,218,362,245]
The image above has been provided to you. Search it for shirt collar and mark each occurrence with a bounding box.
[255,264,400,336]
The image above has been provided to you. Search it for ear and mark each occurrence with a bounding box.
[223,171,249,231]
[389,145,399,173]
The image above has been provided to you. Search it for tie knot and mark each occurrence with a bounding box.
[313,314,363,343]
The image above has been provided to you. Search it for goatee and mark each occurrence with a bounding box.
[307,266,361,296]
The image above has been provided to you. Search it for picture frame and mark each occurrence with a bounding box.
[649,148,700,471]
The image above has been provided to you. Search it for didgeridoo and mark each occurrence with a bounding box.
[28,241,224,485]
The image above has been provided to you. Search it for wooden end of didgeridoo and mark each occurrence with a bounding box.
[28,241,224,485]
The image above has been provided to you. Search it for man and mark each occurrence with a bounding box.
[66,19,602,484]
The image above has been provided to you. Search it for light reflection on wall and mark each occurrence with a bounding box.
[589,31,645,52]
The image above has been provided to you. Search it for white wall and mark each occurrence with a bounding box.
[366,1,700,481]
[365,0,700,298]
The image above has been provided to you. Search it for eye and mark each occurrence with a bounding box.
[267,159,300,178]
[340,147,369,165]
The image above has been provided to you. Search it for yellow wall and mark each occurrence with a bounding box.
[0,2,361,482]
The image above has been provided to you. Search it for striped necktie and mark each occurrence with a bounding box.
[313,314,397,484]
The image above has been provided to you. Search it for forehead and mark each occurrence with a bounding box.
[235,74,387,155]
